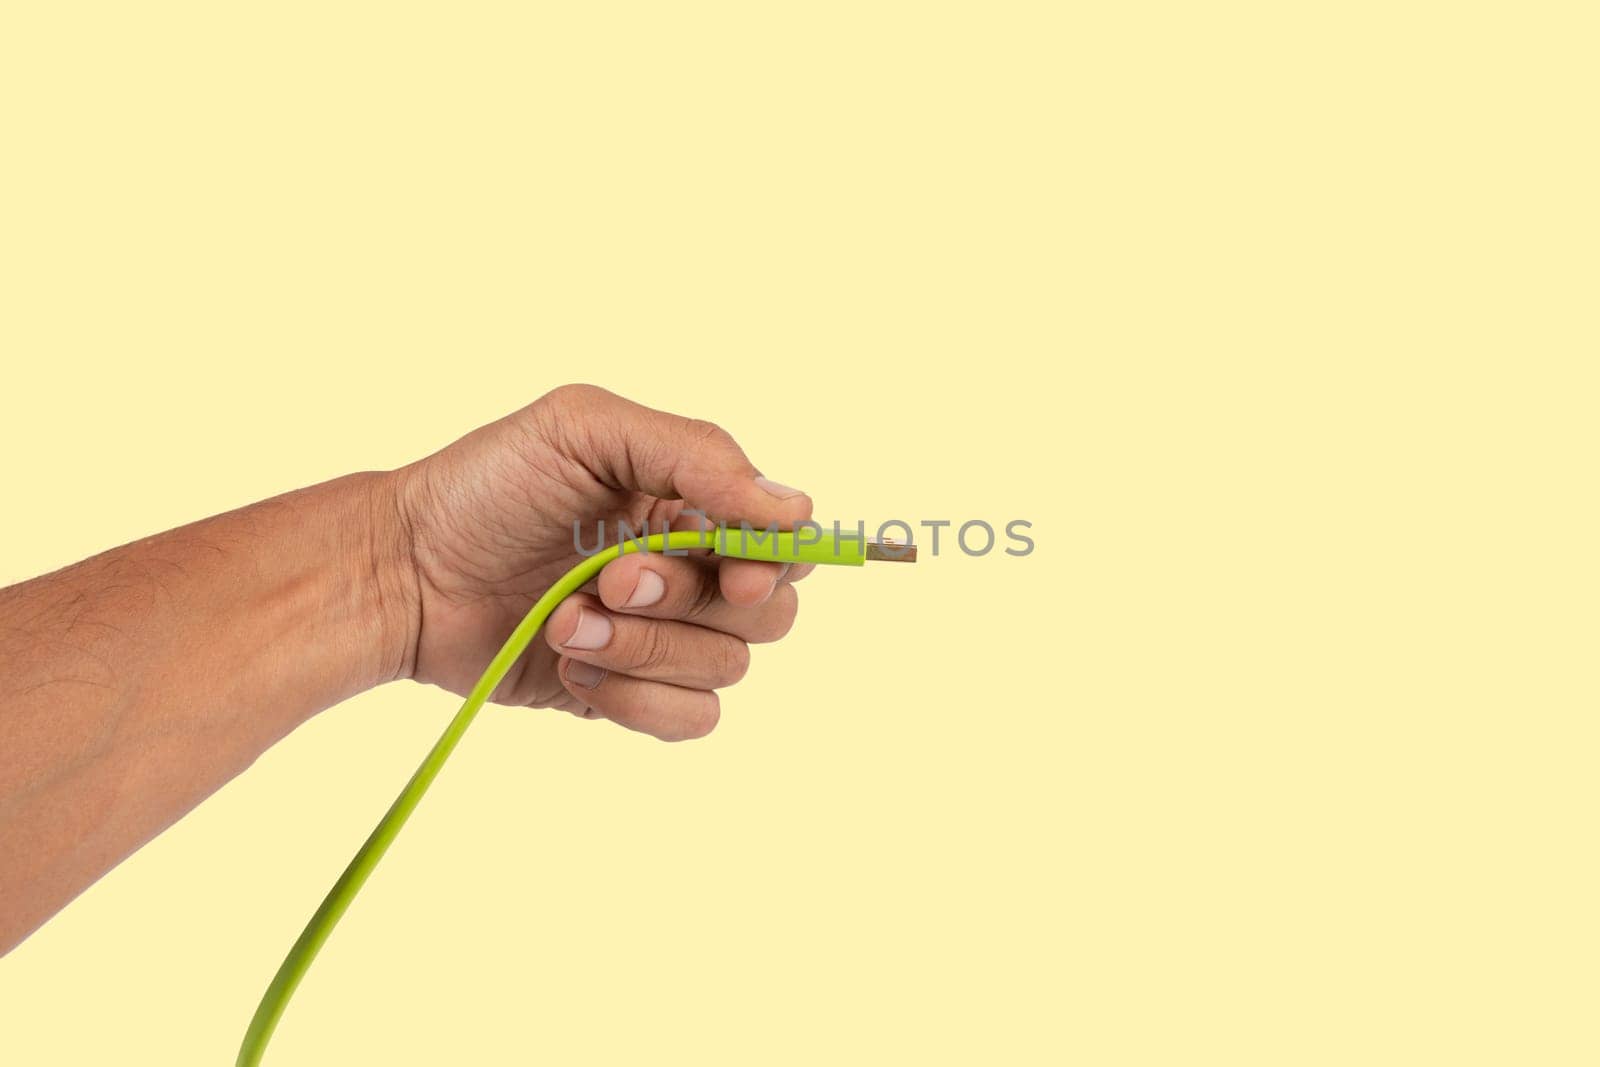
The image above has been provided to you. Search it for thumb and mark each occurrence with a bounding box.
[544,385,813,529]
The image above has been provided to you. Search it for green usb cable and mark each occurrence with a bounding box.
[237,527,913,1065]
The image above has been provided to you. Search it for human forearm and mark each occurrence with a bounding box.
[0,471,414,952]
[2,386,818,957]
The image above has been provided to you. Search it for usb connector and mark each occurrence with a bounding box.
[865,539,917,562]
[712,527,919,566]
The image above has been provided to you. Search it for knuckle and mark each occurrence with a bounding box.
[544,382,608,410]
[684,417,732,450]
[751,585,799,643]
[718,640,751,686]
[532,385,611,442]
[631,622,674,674]
[682,571,722,620]
[667,697,721,742]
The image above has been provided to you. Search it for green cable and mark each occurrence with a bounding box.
[236,530,714,1065]
[238,526,893,1064]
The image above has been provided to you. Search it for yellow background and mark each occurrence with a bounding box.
[2,3,1595,1064]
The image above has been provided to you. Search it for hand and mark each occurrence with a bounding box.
[387,385,815,740]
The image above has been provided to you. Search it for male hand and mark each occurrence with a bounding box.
[389,385,814,740]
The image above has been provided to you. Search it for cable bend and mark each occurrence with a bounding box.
[237,530,713,1066]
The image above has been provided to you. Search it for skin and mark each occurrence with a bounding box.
[0,385,814,954]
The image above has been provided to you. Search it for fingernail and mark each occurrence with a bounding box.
[563,608,613,650]
[755,476,806,500]
[624,568,666,608]
[565,660,608,690]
